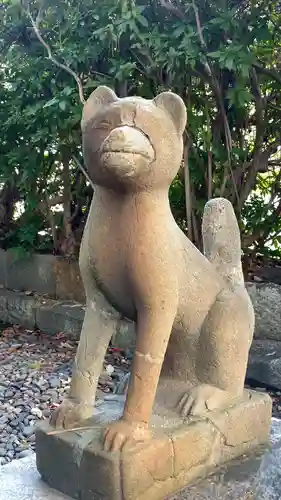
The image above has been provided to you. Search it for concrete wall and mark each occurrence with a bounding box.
[0,250,85,303]
[1,249,281,366]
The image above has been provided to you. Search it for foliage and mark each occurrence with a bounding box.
[1,0,281,258]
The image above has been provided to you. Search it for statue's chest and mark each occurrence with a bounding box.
[86,221,136,320]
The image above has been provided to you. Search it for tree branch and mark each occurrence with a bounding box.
[158,0,186,19]
[38,195,64,212]
[239,140,281,209]
[183,137,193,240]
[250,67,266,159]
[24,2,85,104]
[191,2,240,209]
[254,63,281,86]
[73,156,95,190]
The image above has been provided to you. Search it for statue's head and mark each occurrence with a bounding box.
[81,86,186,192]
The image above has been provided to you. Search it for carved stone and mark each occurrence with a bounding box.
[36,86,271,499]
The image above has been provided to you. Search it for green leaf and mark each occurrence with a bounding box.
[137,15,149,28]
[173,25,185,37]
[43,97,58,108]
[59,101,67,111]
[225,57,235,70]
[208,51,223,59]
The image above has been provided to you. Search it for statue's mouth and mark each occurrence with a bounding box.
[100,126,155,163]
[101,149,153,161]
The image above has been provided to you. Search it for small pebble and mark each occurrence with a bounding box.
[22,426,34,438]
[0,325,128,466]
[30,407,43,419]
[17,449,34,459]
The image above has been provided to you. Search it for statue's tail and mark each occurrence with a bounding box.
[202,197,245,287]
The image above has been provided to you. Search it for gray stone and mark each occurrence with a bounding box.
[0,455,69,500]
[0,249,7,288]
[5,252,57,297]
[36,301,84,339]
[23,426,35,438]
[0,289,8,324]
[49,378,60,389]
[246,282,281,341]
[247,339,281,390]
[5,390,14,399]
[5,290,37,329]
[9,419,19,428]
[17,450,34,459]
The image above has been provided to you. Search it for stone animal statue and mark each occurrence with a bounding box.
[51,86,254,453]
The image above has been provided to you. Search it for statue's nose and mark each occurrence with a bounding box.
[101,126,155,161]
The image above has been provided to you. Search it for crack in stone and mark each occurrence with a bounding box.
[206,416,253,448]
[170,436,176,479]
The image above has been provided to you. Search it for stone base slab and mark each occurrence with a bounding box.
[36,389,272,500]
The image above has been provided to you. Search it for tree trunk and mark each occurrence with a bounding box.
[61,148,76,258]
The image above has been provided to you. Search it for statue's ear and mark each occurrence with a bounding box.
[153,92,187,135]
[81,86,118,130]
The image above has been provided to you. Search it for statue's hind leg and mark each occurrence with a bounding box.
[178,286,254,417]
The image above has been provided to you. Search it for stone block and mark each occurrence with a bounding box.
[247,339,281,390]
[5,290,37,328]
[0,288,9,323]
[0,249,7,288]
[6,252,57,296]
[36,300,85,338]
[81,438,123,500]
[246,282,281,341]
[36,390,272,500]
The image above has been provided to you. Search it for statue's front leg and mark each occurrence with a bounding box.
[178,286,254,417]
[50,296,118,429]
[103,299,178,452]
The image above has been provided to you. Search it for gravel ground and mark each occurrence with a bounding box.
[0,324,280,467]
[0,325,130,466]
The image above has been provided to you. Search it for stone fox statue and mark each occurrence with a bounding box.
[51,86,254,452]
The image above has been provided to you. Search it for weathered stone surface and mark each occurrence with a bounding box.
[0,249,7,288]
[50,88,258,459]
[36,390,272,500]
[2,417,281,500]
[5,252,57,296]
[0,287,8,323]
[173,417,281,500]
[251,265,281,285]
[36,301,85,338]
[246,282,281,341]
[5,290,38,328]
[247,339,281,390]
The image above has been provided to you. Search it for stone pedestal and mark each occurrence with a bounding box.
[36,389,272,500]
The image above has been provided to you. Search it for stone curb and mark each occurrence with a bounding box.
[0,288,135,348]
[0,287,281,390]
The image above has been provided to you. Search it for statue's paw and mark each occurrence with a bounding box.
[103,419,152,452]
[50,398,93,429]
[177,384,236,418]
